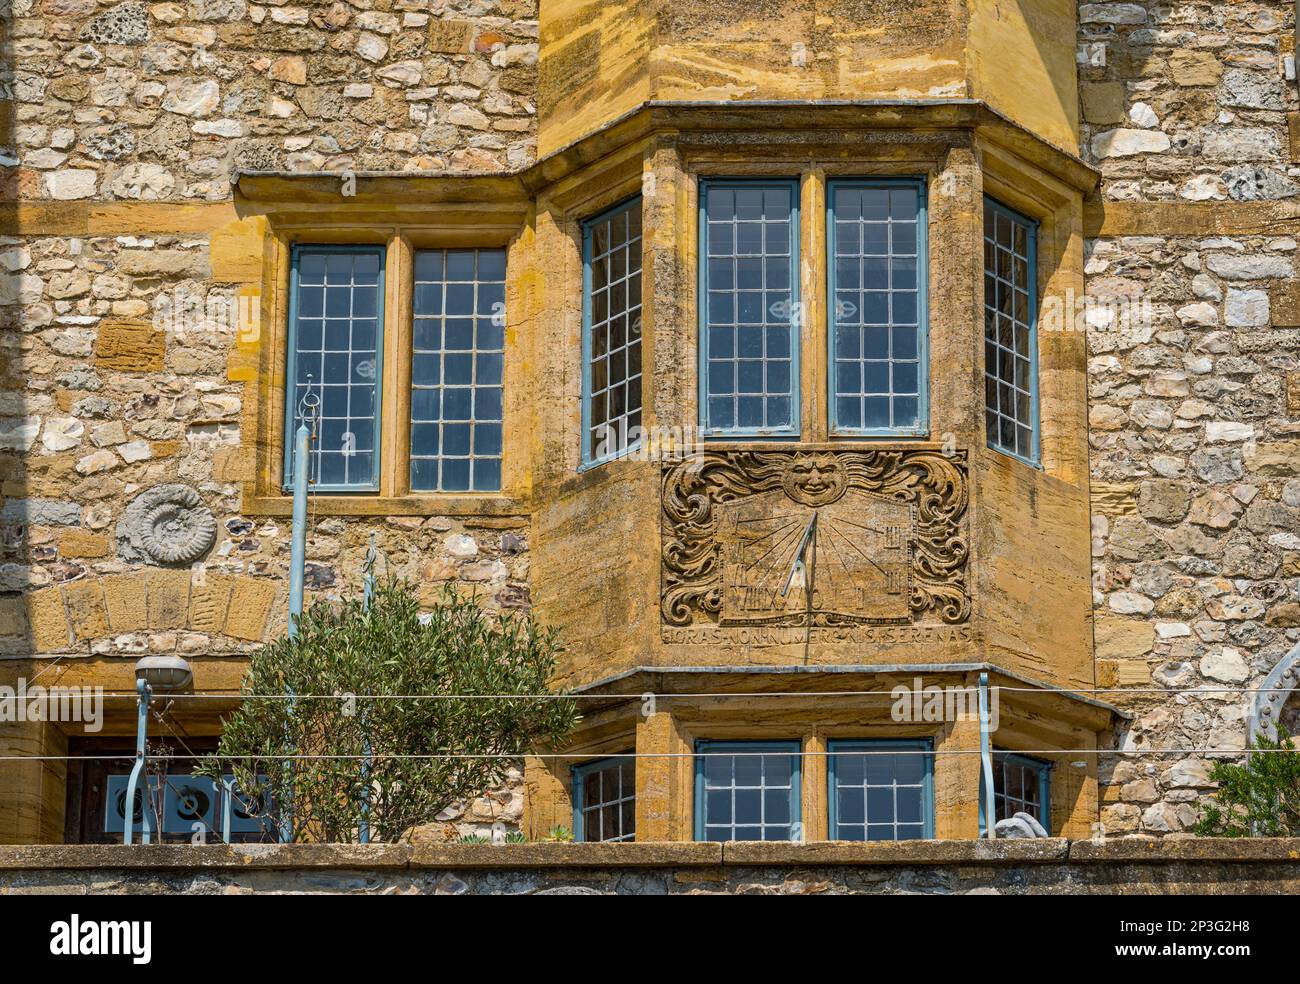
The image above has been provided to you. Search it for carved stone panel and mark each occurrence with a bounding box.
[117,484,217,566]
[661,449,969,636]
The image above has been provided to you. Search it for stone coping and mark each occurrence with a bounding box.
[1,839,1297,871]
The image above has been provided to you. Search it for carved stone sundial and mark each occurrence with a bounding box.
[715,485,912,625]
[660,449,969,632]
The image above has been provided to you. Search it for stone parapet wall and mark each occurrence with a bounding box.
[1,839,1297,893]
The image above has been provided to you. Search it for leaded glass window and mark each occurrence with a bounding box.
[992,751,1051,831]
[830,180,927,434]
[582,199,643,465]
[700,180,799,435]
[695,740,800,842]
[983,199,1039,462]
[410,248,506,493]
[572,756,635,843]
[286,245,384,491]
[828,740,933,841]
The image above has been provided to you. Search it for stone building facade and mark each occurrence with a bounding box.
[0,0,1295,844]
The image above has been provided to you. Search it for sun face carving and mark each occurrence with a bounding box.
[781,453,847,506]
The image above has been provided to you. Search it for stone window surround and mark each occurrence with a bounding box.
[237,110,1093,517]
[248,222,530,517]
[523,666,1115,843]
[676,146,1084,486]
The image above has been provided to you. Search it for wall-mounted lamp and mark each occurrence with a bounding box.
[123,655,194,844]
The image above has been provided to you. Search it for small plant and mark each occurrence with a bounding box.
[197,578,578,843]
[1194,726,1300,837]
[538,824,573,843]
[456,829,527,844]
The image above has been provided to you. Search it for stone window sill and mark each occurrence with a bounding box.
[240,492,529,518]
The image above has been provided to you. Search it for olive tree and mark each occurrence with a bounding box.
[199,578,577,843]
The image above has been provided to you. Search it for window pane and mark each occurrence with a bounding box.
[697,743,798,842]
[574,757,635,842]
[983,200,1037,461]
[992,752,1051,832]
[410,248,506,492]
[702,182,797,433]
[830,742,932,842]
[584,199,643,462]
[830,183,924,433]
[288,246,383,489]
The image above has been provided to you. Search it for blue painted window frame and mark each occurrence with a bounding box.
[693,739,802,841]
[283,243,386,493]
[698,177,802,439]
[979,750,1053,835]
[409,247,507,493]
[572,755,635,843]
[827,177,929,437]
[982,197,1041,467]
[827,739,935,840]
[580,196,644,470]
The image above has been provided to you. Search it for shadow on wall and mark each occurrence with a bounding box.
[0,0,58,843]
[0,0,32,649]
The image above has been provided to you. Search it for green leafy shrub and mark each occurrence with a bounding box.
[198,578,577,843]
[1193,727,1300,837]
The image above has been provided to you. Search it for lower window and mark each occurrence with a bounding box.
[828,739,933,841]
[65,739,273,844]
[695,740,801,841]
[990,751,1052,832]
[572,756,635,842]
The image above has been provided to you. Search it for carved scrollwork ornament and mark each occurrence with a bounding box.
[117,484,217,566]
[660,449,970,628]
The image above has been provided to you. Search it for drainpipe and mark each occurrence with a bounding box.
[288,419,310,640]
[979,672,996,839]
[280,415,312,843]
[123,677,153,845]
[124,656,193,845]
[220,776,233,845]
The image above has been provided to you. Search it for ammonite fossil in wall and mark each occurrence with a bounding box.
[117,484,217,566]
